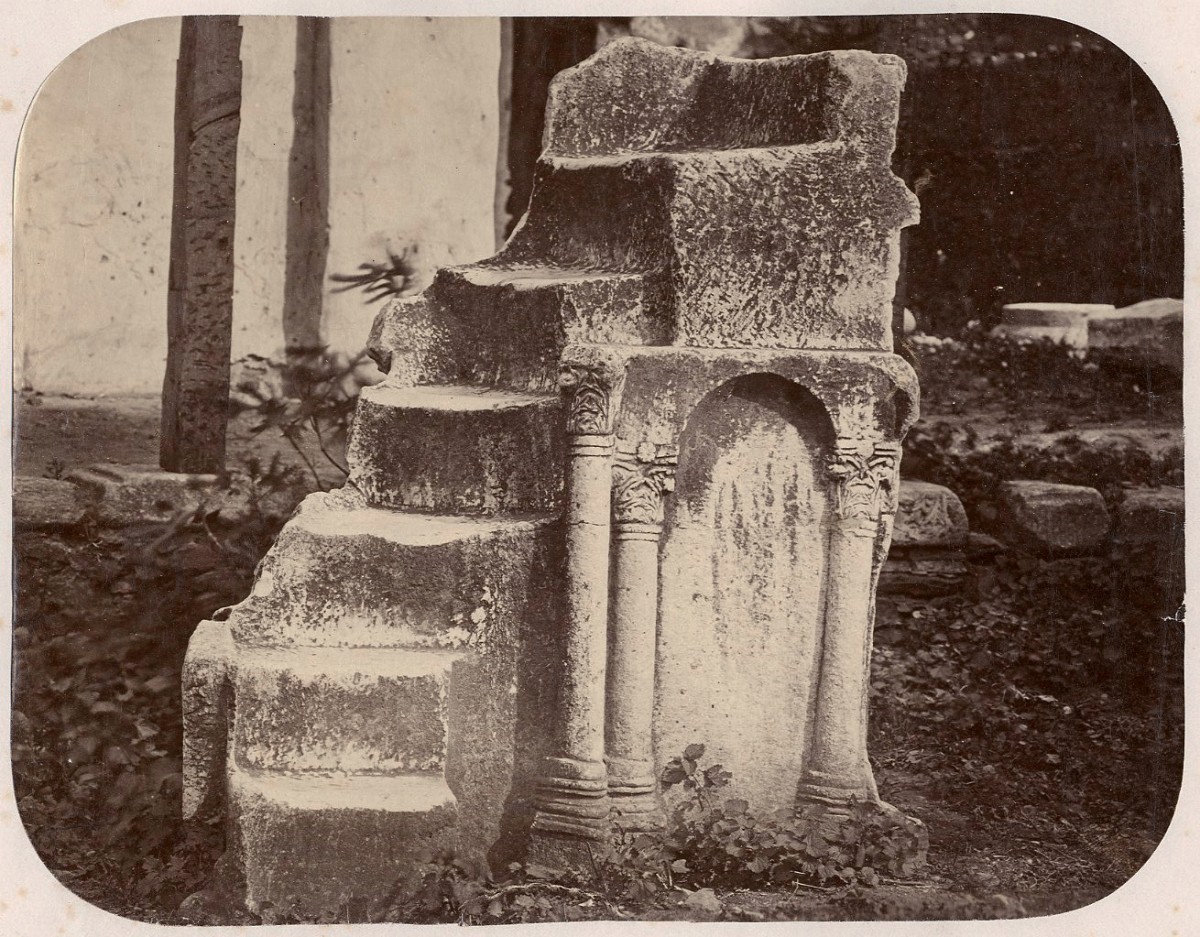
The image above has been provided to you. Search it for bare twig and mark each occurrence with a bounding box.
[309,415,349,476]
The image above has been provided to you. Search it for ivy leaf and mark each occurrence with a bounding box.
[683,743,706,760]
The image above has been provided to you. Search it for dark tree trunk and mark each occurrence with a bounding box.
[503,18,598,239]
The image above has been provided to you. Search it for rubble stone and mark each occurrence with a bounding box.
[67,463,221,525]
[992,302,1112,349]
[1087,298,1183,374]
[997,480,1110,555]
[13,477,86,529]
[892,480,968,547]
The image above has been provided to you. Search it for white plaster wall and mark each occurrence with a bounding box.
[14,16,500,395]
[323,17,501,358]
[230,18,295,364]
[14,17,179,394]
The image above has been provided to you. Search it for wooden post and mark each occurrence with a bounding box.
[161,16,243,474]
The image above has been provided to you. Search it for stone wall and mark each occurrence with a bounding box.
[14,17,500,396]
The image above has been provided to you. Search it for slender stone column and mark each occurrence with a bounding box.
[531,358,626,854]
[607,441,676,830]
[797,436,899,808]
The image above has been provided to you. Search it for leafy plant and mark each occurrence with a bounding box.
[649,745,926,892]
[233,347,372,489]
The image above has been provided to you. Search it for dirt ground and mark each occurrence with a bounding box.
[14,392,346,487]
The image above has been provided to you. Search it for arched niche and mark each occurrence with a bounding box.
[654,373,836,813]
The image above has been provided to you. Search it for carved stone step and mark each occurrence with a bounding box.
[227,766,456,918]
[229,490,561,648]
[231,645,462,775]
[347,382,564,515]
[368,264,667,391]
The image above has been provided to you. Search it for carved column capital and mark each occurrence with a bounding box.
[827,436,900,530]
[612,441,678,529]
[558,356,626,437]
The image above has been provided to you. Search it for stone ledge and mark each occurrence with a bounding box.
[1087,298,1183,374]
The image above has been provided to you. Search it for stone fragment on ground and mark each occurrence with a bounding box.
[67,464,222,525]
[13,477,86,529]
[1087,298,1183,374]
[1111,486,1184,617]
[893,481,968,547]
[996,480,1110,556]
[883,481,971,597]
[63,462,307,527]
[992,302,1113,349]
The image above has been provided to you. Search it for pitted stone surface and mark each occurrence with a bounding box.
[229,493,558,649]
[67,463,220,525]
[186,36,922,916]
[368,38,919,392]
[231,646,459,774]
[183,619,234,820]
[348,382,565,514]
[229,767,457,919]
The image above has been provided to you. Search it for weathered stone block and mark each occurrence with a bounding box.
[892,480,968,547]
[1112,486,1184,616]
[997,480,1110,555]
[433,265,671,389]
[992,302,1112,348]
[67,463,221,525]
[1114,486,1184,545]
[347,382,564,514]
[183,619,234,820]
[368,39,919,390]
[1087,298,1183,374]
[228,768,456,919]
[230,490,558,649]
[13,476,86,529]
[231,646,458,774]
[187,37,923,916]
[879,550,969,598]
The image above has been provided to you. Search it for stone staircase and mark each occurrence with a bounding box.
[185,476,563,915]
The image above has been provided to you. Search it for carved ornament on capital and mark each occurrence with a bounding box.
[558,358,626,436]
[827,437,900,526]
[612,441,678,527]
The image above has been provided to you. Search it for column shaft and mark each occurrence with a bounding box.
[798,438,898,808]
[532,436,613,840]
[606,523,662,827]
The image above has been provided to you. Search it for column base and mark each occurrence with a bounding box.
[528,756,610,873]
[796,776,930,869]
[607,757,664,832]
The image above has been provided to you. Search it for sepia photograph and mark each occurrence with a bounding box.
[3,4,1193,931]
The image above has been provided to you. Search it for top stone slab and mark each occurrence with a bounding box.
[501,38,919,352]
[545,37,910,162]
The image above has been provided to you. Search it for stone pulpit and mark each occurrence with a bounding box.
[183,36,919,919]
